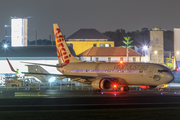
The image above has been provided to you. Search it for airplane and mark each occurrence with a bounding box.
[6,23,176,92]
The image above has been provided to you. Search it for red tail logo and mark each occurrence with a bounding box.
[55,28,71,66]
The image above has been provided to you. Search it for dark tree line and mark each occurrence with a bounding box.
[0,28,174,52]
[103,28,174,52]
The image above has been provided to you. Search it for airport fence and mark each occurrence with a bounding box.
[0,85,94,91]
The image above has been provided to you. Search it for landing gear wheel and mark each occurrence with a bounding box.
[124,86,129,91]
[159,88,163,92]
[120,87,125,91]
[120,86,129,91]
[93,89,102,93]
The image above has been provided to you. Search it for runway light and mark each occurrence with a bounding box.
[49,77,56,82]
[161,93,163,95]
[101,92,103,95]
[114,94,116,96]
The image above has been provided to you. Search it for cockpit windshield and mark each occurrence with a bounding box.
[158,70,169,73]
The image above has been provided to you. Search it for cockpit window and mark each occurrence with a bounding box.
[158,70,169,72]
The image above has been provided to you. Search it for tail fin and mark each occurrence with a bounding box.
[6,58,16,72]
[53,24,82,65]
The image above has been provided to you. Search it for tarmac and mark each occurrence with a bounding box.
[0,89,180,111]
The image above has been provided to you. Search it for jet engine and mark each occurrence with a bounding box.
[91,79,111,90]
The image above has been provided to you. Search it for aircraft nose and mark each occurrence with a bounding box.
[165,72,174,83]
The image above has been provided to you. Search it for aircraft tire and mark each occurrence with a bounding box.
[121,86,129,91]
[124,86,129,91]
[120,87,125,91]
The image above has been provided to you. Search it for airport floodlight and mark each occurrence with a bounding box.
[49,77,56,82]
[4,44,8,48]
[177,51,179,55]
[143,46,148,50]
[4,25,11,27]
[154,51,157,54]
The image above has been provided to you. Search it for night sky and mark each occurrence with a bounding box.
[0,0,180,41]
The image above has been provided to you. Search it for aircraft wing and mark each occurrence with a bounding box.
[6,58,94,80]
[21,72,93,79]
[21,61,61,68]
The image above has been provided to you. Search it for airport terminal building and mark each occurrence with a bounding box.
[0,46,61,80]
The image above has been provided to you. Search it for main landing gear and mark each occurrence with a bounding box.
[120,86,129,92]
[93,89,102,93]
[159,88,163,92]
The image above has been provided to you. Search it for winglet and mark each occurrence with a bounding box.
[6,58,16,72]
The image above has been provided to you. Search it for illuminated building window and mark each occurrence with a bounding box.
[100,44,104,47]
[105,44,110,47]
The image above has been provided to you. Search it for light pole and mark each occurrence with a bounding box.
[154,51,158,63]
[143,46,148,62]
[49,77,56,90]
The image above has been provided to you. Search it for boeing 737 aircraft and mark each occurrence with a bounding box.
[7,24,176,91]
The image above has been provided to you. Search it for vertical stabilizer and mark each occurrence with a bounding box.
[53,24,82,65]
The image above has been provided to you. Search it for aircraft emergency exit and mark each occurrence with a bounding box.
[7,24,175,91]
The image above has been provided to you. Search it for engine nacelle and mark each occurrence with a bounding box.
[139,85,157,89]
[91,79,111,90]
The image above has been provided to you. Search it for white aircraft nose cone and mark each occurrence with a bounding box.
[166,72,174,83]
